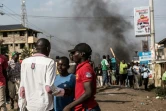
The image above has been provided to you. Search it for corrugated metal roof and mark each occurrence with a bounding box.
[0,24,41,33]
[158,38,166,44]
[0,24,26,30]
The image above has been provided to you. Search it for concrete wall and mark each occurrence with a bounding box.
[0,31,38,55]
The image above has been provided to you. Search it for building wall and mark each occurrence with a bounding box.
[0,31,38,55]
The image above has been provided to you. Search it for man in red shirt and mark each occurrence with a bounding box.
[63,43,101,111]
[0,54,8,111]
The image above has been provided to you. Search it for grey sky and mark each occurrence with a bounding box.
[0,0,165,59]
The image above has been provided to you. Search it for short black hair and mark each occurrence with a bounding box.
[36,38,50,50]
[56,56,60,60]
[103,55,106,59]
[59,56,69,65]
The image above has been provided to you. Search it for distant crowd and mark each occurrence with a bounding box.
[95,55,151,91]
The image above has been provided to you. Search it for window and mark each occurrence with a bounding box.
[3,32,7,37]
[28,31,33,36]
[20,44,25,49]
[15,44,18,47]
[10,44,13,47]
[20,31,25,36]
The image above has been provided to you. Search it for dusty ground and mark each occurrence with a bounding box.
[6,86,166,111]
[96,86,166,111]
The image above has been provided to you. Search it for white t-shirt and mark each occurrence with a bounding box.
[20,54,56,111]
[133,65,140,75]
[142,67,150,78]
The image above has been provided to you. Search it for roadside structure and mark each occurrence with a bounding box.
[154,38,166,87]
[0,24,41,56]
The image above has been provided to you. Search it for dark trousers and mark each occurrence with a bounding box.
[128,75,134,88]
[144,78,149,90]
[4,76,10,101]
[116,75,120,85]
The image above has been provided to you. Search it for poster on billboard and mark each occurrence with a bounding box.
[134,6,150,37]
[142,40,149,52]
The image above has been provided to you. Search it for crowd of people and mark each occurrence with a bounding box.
[0,37,164,111]
[95,55,151,91]
[0,38,101,111]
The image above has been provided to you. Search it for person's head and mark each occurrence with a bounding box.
[142,64,145,67]
[135,62,138,66]
[57,56,70,76]
[12,52,19,62]
[98,64,101,68]
[55,56,60,62]
[130,62,134,67]
[68,43,92,64]
[103,55,106,59]
[122,60,125,64]
[35,38,51,56]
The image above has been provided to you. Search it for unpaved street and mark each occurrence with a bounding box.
[7,86,166,111]
[96,86,166,111]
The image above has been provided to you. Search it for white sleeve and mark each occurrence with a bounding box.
[46,60,56,86]
[105,60,109,66]
[20,62,25,87]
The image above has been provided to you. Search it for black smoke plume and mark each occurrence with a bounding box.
[72,0,138,62]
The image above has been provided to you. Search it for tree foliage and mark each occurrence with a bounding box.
[20,47,33,59]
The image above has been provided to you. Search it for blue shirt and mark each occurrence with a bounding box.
[54,74,75,111]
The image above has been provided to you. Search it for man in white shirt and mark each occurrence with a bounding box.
[141,65,150,90]
[133,62,141,89]
[19,38,65,111]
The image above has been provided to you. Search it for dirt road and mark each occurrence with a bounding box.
[7,86,166,111]
[96,86,166,111]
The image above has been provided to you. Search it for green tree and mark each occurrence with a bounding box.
[20,47,33,59]
[1,45,9,55]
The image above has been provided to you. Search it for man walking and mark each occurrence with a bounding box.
[119,60,127,87]
[19,38,65,111]
[141,65,150,90]
[133,62,141,89]
[64,43,101,111]
[101,55,109,87]
[8,52,21,110]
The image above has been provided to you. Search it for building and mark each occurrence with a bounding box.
[0,24,41,55]
[153,38,166,87]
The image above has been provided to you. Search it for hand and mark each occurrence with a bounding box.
[64,88,72,96]
[63,105,72,111]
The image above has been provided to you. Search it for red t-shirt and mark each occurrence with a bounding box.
[0,55,8,86]
[75,60,97,111]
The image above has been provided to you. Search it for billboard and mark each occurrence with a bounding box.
[134,6,150,37]
[138,51,152,65]
[142,40,149,52]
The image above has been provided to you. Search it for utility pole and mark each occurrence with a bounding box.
[149,0,156,86]
[21,0,28,27]
[149,0,156,61]
[0,4,4,15]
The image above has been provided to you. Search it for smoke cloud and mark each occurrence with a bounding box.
[71,0,138,62]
